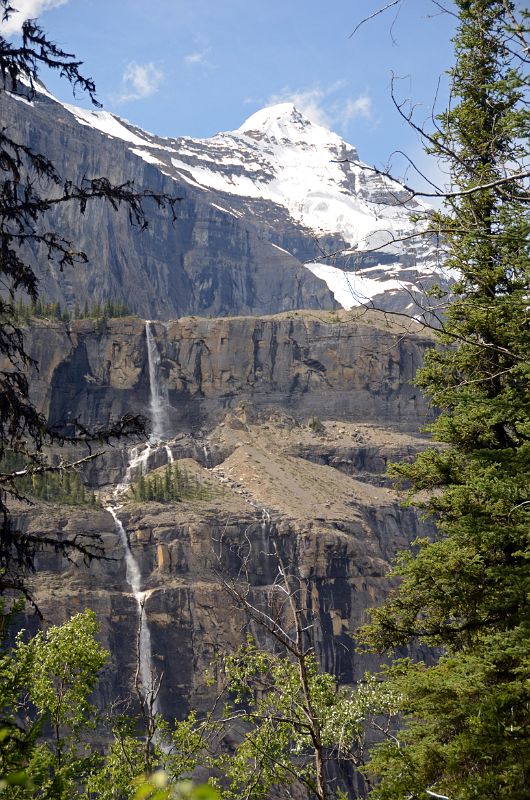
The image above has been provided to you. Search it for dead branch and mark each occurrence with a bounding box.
[0,450,105,484]
[333,158,530,202]
[222,577,300,657]
[349,1,402,39]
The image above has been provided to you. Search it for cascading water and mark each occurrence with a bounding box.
[106,506,159,715]
[115,444,152,493]
[105,320,174,722]
[145,320,167,442]
[261,507,271,534]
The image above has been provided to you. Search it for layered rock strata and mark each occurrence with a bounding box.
[27,309,432,441]
[17,311,435,724]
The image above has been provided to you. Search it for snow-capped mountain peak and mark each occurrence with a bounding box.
[237,103,315,139]
[236,102,358,157]
[52,91,414,253]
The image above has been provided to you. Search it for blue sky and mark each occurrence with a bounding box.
[3,0,456,178]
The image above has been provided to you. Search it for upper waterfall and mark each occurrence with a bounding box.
[145,321,168,442]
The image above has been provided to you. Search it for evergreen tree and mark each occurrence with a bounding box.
[129,462,215,504]
[137,473,146,502]
[164,462,172,499]
[361,3,530,798]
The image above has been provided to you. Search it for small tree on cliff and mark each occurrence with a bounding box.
[0,1,178,597]
[359,2,530,797]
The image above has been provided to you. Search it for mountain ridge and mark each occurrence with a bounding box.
[3,83,451,318]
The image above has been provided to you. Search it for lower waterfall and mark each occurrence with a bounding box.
[106,505,160,716]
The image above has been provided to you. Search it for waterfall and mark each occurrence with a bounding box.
[107,506,159,715]
[104,320,174,721]
[115,444,152,494]
[261,507,271,534]
[145,321,167,442]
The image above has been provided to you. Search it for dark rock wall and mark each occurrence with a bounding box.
[27,311,433,455]
[24,498,433,722]
[3,91,336,318]
[17,311,436,732]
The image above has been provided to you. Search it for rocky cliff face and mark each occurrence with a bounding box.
[22,424,432,720]
[3,85,449,319]
[27,309,432,438]
[3,90,336,319]
[17,310,435,725]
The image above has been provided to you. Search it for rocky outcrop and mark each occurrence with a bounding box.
[26,310,433,468]
[22,418,434,722]
[15,310,436,726]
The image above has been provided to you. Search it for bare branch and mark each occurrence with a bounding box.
[349,1,402,39]
[334,158,530,201]
[502,0,530,59]
[0,450,105,484]
[222,577,300,657]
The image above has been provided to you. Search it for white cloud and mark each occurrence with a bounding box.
[266,83,373,132]
[183,45,214,69]
[341,94,373,124]
[0,0,69,35]
[184,50,207,65]
[118,62,164,103]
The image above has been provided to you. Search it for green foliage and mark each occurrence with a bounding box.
[13,297,133,323]
[17,611,107,734]
[84,720,149,800]
[0,451,97,506]
[28,468,96,506]
[85,710,215,800]
[133,772,220,800]
[130,463,217,504]
[309,415,325,434]
[365,631,530,799]
[0,610,108,799]
[0,609,220,800]
[215,638,398,799]
[360,2,530,797]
